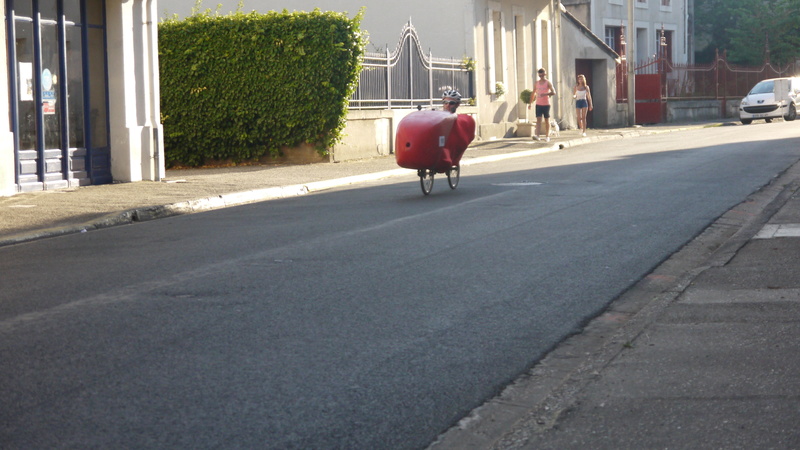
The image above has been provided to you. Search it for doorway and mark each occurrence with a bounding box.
[7,0,110,192]
[575,59,594,129]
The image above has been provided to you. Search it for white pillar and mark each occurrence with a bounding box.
[106,0,163,182]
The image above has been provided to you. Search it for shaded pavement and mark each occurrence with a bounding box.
[0,123,707,247]
[3,121,800,449]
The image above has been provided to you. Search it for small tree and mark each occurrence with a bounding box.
[520,89,533,122]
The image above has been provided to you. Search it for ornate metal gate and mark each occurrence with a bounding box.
[349,22,474,110]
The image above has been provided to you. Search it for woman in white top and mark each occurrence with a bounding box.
[573,74,593,136]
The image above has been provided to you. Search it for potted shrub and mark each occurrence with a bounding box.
[517,89,534,136]
[520,88,533,105]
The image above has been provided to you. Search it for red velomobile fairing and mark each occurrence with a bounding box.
[395,110,476,195]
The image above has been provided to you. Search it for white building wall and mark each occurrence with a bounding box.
[559,12,627,129]
[158,0,555,140]
[588,0,689,64]
[107,0,164,182]
[470,0,555,138]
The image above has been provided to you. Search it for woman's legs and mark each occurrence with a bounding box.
[576,107,587,133]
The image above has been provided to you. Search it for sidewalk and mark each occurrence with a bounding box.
[5,120,799,448]
[430,143,800,448]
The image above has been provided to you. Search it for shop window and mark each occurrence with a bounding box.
[40,0,57,20]
[14,20,35,151]
[87,26,108,148]
[66,25,85,148]
[40,22,62,150]
[7,0,110,188]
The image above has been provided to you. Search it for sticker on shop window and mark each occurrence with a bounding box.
[19,63,33,101]
[42,69,53,91]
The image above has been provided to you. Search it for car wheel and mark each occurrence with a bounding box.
[741,119,752,125]
[785,104,797,121]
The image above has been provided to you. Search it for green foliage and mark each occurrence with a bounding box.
[461,56,476,71]
[728,0,800,65]
[695,0,800,65]
[694,0,741,63]
[494,81,506,96]
[520,89,532,105]
[158,8,365,167]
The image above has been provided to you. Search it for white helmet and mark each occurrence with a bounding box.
[441,89,462,101]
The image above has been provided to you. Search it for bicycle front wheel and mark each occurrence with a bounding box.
[419,170,434,195]
[447,166,460,189]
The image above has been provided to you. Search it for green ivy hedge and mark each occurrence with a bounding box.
[159,9,365,167]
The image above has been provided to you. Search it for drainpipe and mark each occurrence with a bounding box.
[552,0,562,126]
[627,0,636,126]
[146,0,164,180]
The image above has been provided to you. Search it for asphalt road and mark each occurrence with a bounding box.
[2,122,799,449]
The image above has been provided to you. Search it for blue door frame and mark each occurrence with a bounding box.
[6,0,111,192]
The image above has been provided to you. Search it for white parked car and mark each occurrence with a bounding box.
[739,77,800,124]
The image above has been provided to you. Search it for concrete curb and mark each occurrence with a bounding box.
[0,171,413,248]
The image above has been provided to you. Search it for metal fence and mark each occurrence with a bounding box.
[616,50,800,102]
[349,22,474,109]
[665,55,799,99]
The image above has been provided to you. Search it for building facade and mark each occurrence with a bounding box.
[159,0,561,140]
[558,6,626,130]
[2,0,163,196]
[563,0,693,65]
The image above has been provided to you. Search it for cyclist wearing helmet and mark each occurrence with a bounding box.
[396,88,475,179]
[442,89,461,113]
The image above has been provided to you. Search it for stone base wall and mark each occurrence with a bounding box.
[666,99,741,122]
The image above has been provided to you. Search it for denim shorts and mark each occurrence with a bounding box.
[576,99,588,109]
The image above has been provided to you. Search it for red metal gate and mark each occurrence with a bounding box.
[617,58,666,124]
[634,73,664,124]
[617,51,800,124]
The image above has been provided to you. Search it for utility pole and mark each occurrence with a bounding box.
[627,0,636,126]
[553,0,562,123]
